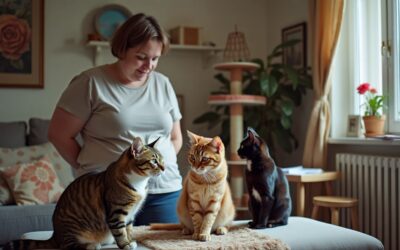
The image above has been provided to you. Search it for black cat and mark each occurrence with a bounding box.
[237,127,292,229]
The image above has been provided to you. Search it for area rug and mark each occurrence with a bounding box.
[132,225,290,250]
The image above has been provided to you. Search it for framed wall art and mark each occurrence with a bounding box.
[0,0,44,88]
[281,22,307,69]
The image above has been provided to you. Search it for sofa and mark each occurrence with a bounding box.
[0,118,75,246]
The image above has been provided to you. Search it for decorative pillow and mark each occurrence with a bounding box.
[0,121,27,148]
[0,142,74,205]
[0,175,14,205]
[27,118,50,146]
[0,157,64,205]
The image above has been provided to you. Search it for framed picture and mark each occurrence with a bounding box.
[282,22,307,69]
[347,115,362,137]
[0,0,44,88]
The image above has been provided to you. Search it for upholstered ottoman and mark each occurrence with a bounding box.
[21,217,383,250]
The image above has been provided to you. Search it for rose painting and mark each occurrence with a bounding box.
[0,0,43,88]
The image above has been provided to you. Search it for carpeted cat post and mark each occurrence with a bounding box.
[208,26,266,214]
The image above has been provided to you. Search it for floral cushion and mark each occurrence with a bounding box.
[0,157,64,205]
[0,142,74,205]
[0,176,13,205]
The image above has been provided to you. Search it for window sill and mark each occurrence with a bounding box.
[328,137,400,146]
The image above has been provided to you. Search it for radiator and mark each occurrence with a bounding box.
[336,153,400,250]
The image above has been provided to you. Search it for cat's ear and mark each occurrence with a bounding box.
[131,137,144,157]
[264,144,271,157]
[248,129,256,142]
[210,136,223,153]
[187,130,199,144]
[148,137,160,148]
[247,128,262,145]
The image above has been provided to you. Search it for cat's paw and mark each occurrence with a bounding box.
[197,233,211,241]
[215,226,228,235]
[87,243,101,250]
[248,221,256,228]
[123,241,137,250]
[249,223,267,229]
[192,233,200,240]
[182,227,192,235]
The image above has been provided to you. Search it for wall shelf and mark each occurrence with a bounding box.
[86,40,223,66]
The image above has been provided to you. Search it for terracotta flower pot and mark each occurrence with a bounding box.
[362,115,386,137]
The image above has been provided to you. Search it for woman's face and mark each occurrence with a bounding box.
[122,39,163,82]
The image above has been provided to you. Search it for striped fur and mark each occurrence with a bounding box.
[4,137,164,250]
[176,131,235,241]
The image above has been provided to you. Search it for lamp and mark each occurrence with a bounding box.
[223,25,251,62]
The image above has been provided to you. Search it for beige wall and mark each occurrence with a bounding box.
[0,0,271,123]
[0,0,311,169]
[266,0,312,166]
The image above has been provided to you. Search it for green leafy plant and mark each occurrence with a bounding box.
[356,82,386,117]
[193,40,313,156]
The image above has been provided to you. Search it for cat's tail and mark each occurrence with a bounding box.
[150,223,182,230]
[3,238,57,250]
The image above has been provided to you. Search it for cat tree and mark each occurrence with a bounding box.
[208,62,265,207]
[208,28,266,207]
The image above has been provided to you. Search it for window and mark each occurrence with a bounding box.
[331,0,400,137]
[384,0,400,132]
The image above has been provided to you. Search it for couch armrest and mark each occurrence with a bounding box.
[0,204,55,245]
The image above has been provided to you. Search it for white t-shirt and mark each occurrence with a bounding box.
[57,65,182,194]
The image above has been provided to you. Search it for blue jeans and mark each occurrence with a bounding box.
[134,190,181,226]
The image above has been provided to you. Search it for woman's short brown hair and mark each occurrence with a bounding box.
[111,13,169,59]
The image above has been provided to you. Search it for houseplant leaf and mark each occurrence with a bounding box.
[193,39,312,157]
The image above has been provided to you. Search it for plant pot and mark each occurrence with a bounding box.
[362,115,385,137]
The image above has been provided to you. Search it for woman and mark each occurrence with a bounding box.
[48,13,183,225]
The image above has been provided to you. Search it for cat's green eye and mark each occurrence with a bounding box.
[149,159,157,165]
[201,157,209,162]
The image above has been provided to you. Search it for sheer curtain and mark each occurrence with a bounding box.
[331,0,382,138]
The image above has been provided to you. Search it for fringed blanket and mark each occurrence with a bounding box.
[132,225,290,250]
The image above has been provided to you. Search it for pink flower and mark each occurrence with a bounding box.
[0,14,31,60]
[357,83,370,94]
[356,83,385,117]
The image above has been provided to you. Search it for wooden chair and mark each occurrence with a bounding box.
[311,195,359,231]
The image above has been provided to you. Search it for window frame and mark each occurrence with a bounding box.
[384,0,400,132]
[331,0,400,138]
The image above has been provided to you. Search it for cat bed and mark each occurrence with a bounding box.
[21,217,383,250]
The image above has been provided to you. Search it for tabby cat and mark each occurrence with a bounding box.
[5,137,164,250]
[177,131,235,241]
[237,127,292,229]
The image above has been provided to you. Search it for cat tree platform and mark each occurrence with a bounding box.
[209,62,266,208]
[208,95,266,105]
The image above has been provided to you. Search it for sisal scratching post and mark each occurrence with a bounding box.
[209,62,265,208]
[208,27,266,211]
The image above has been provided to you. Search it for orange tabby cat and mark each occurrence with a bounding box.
[4,137,164,250]
[177,131,236,241]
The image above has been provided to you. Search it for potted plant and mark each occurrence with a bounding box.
[356,83,386,137]
[193,40,313,157]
